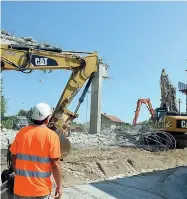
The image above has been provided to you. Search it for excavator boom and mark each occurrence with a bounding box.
[160,69,178,112]
[1,44,99,132]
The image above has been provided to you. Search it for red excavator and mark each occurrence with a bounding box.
[133,97,187,149]
[132,69,187,150]
[132,98,155,126]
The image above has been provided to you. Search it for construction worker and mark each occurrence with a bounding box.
[10,103,63,199]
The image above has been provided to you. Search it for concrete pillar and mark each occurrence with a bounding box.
[89,64,107,134]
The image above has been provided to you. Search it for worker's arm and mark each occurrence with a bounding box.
[51,158,62,189]
[49,132,62,196]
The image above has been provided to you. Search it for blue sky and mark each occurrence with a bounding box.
[1,2,187,124]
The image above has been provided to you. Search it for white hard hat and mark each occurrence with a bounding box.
[31,103,52,121]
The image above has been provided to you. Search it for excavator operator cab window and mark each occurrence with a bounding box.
[157,110,167,119]
[154,111,158,120]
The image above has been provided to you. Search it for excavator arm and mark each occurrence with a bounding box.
[1,44,99,134]
[160,69,178,112]
[133,98,155,126]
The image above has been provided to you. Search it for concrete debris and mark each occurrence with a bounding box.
[1,30,60,49]
[69,128,138,149]
[1,30,108,66]
[0,128,138,150]
[0,129,17,150]
[160,69,178,112]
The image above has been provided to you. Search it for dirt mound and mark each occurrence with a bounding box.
[1,146,187,187]
[60,147,187,187]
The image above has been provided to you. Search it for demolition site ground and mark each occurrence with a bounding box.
[1,145,187,187]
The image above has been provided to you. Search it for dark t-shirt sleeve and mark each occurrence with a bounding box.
[9,134,19,155]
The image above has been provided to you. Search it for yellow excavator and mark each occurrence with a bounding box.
[0,43,99,197]
[1,44,98,133]
[133,99,187,149]
[133,69,187,149]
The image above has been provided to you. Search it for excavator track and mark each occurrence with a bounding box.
[172,133,187,148]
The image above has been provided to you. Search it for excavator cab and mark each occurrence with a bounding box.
[154,108,167,120]
[151,107,168,129]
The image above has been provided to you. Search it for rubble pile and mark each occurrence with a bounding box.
[115,129,140,144]
[69,128,138,149]
[0,128,139,150]
[160,69,178,112]
[1,30,107,66]
[0,128,17,149]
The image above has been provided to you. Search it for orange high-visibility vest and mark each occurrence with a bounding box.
[10,125,60,197]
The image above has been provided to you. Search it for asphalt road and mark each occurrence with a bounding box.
[60,166,187,199]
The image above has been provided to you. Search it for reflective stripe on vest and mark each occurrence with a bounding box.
[16,153,51,178]
[16,153,50,163]
[16,169,51,178]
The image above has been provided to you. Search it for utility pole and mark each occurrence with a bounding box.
[186,70,187,114]
[177,99,182,114]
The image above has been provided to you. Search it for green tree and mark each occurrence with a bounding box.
[18,109,28,117]
[1,116,15,129]
[0,78,7,118]
[0,78,15,129]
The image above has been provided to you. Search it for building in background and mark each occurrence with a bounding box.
[101,113,125,130]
